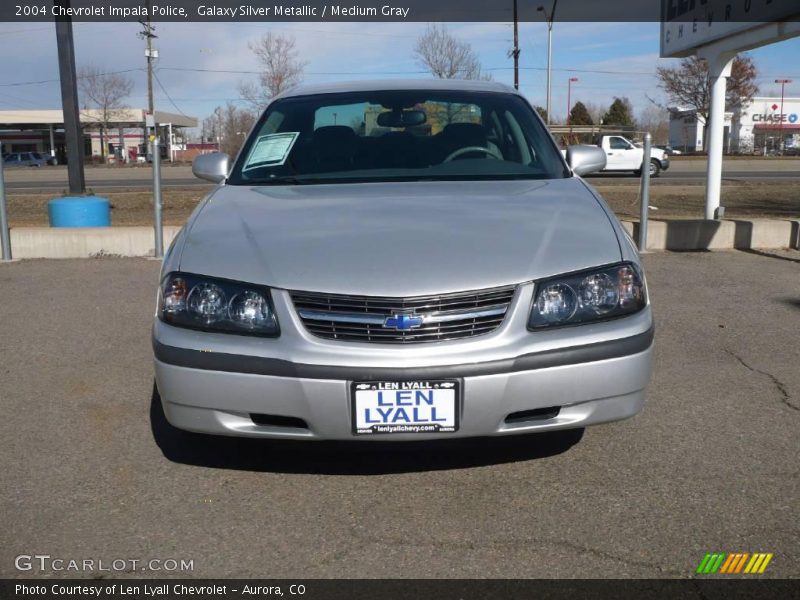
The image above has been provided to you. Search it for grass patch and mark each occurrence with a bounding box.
[5,181,799,227]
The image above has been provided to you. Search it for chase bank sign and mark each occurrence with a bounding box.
[749,100,800,125]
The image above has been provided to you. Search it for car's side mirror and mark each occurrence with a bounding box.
[566,145,607,177]
[192,152,230,183]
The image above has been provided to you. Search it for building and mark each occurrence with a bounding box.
[669,96,800,154]
[0,109,197,163]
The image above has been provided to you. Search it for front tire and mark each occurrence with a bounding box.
[634,160,661,178]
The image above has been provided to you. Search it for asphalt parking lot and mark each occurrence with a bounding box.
[1,251,798,578]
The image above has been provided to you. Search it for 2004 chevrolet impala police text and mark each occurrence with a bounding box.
[153,80,654,441]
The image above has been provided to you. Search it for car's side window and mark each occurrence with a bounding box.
[609,137,630,150]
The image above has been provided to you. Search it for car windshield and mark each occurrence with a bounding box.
[228,89,568,185]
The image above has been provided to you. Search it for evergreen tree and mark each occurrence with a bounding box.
[569,101,593,125]
[602,97,635,127]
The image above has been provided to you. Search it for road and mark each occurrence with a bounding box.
[3,159,800,192]
[1,251,798,578]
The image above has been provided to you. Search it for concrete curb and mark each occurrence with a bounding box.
[8,226,182,259]
[2,219,798,259]
[620,219,800,252]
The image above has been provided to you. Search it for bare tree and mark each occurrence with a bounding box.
[204,103,257,157]
[239,32,307,113]
[414,25,492,81]
[636,105,670,145]
[584,102,606,126]
[657,55,758,149]
[77,65,134,163]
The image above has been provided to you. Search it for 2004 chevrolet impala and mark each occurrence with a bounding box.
[153,80,654,440]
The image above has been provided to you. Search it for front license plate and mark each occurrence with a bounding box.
[351,380,460,435]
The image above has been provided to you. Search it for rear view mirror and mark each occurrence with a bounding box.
[376,110,427,128]
[192,152,230,183]
[566,145,606,177]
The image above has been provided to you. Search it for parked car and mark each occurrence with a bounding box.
[596,135,670,176]
[3,151,48,167]
[659,145,682,156]
[33,151,58,166]
[153,80,654,442]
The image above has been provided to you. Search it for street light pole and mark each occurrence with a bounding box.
[537,1,558,126]
[567,77,578,133]
[775,78,791,154]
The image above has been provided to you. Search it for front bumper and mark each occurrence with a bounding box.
[153,285,654,440]
[660,157,670,171]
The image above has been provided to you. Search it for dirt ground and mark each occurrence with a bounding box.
[591,181,800,220]
[5,181,799,227]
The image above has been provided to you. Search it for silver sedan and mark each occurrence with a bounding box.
[153,80,653,441]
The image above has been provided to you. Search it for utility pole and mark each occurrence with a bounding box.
[54,0,85,194]
[511,0,520,90]
[537,0,558,126]
[775,79,791,154]
[139,4,157,143]
[139,2,163,258]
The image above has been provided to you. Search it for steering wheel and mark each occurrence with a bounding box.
[443,146,503,162]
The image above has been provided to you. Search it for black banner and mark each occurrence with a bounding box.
[3,579,800,600]
[2,0,799,23]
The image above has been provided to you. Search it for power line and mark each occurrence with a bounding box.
[9,64,787,89]
[156,65,661,77]
[0,68,143,88]
[153,69,190,117]
[0,25,55,35]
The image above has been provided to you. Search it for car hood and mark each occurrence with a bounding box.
[179,179,621,296]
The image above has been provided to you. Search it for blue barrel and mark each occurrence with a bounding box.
[48,197,111,227]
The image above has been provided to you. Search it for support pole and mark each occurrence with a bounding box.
[701,53,734,220]
[152,128,163,258]
[0,152,11,261]
[168,122,173,162]
[638,132,652,253]
[545,22,553,125]
[49,124,56,159]
[54,0,85,194]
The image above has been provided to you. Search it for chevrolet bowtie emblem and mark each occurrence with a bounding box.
[383,313,424,330]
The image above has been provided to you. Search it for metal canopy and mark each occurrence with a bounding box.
[0,109,196,130]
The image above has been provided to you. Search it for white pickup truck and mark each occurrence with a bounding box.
[595,135,670,177]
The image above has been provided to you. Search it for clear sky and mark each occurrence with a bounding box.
[1,21,798,126]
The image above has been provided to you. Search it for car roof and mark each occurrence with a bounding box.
[275,78,519,100]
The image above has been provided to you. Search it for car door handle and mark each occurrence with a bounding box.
[607,152,613,155]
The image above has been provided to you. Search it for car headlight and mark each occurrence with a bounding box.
[158,272,279,337]
[528,263,646,329]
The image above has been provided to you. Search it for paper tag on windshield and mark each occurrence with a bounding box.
[244,132,299,169]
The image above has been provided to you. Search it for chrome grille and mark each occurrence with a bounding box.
[290,286,516,343]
